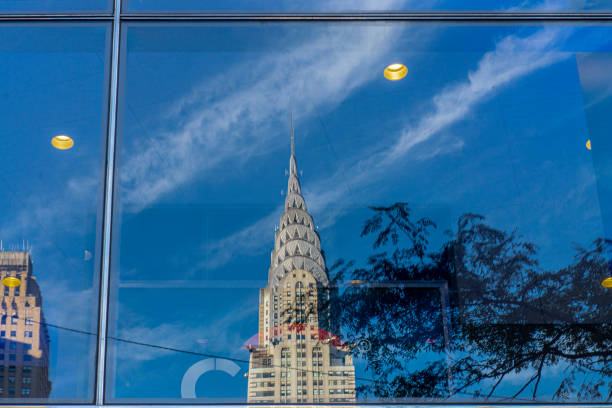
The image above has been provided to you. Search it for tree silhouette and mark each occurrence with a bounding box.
[329,203,612,402]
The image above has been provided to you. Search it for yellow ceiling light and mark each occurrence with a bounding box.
[586,140,592,150]
[2,276,21,288]
[384,63,408,81]
[602,277,612,288]
[51,135,74,150]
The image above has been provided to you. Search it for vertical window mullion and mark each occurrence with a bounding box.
[95,0,122,404]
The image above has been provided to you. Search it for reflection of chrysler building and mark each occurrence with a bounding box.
[0,251,51,399]
[246,119,356,403]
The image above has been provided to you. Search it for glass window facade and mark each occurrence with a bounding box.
[0,23,110,402]
[1,2,612,407]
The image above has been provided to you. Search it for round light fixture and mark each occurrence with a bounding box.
[384,63,408,81]
[586,140,592,150]
[51,135,74,150]
[2,276,21,288]
[602,277,612,288]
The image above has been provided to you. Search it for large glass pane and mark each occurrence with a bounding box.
[0,23,110,402]
[0,0,110,13]
[125,0,612,12]
[109,22,612,403]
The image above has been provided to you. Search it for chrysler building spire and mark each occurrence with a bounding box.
[247,118,356,404]
[288,110,300,195]
[266,117,329,288]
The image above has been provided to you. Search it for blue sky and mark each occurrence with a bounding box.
[0,16,611,403]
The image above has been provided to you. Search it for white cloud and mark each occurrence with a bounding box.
[510,0,571,10]
[119,2,410,211]
[112,297,259,368]
[204,209,281,269]
[386,27,569,163]
[0,174,98,243]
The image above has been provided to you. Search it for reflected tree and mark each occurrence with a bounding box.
[329,203,612,401]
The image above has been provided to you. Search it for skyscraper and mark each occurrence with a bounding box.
[0,251,51,399]
[246,122,356,403]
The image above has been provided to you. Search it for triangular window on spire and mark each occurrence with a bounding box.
[294,245,300,256]
[285,231,290,242]
[293,229,299,239]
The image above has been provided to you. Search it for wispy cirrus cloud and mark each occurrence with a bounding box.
[112,296,259,366]
[386,27,569,163]
[308,27,571,226]
[509,0,571,10]
[119,2,413,211]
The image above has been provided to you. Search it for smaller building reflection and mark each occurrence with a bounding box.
[0,251,51,399]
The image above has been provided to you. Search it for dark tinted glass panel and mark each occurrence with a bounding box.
[108,22,612,403]
[125,0,612,12]
[0,24,110,402]
[0,0,110,13]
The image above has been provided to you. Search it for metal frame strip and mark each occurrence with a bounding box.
[117,11,612,20]
[0,14,112,20]
[96,0,122,404]
[0,11,612,21]
[1,404,610,407]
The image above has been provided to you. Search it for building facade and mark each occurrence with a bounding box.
[0,252,51,399]
[246,127,356,403]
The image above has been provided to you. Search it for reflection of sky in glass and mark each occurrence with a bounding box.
[0,24,109,400]
[0,0,110,12]
[125,0,612,11]
[108,22,612,402]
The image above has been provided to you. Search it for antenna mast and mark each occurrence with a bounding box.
[290,105,295,157]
